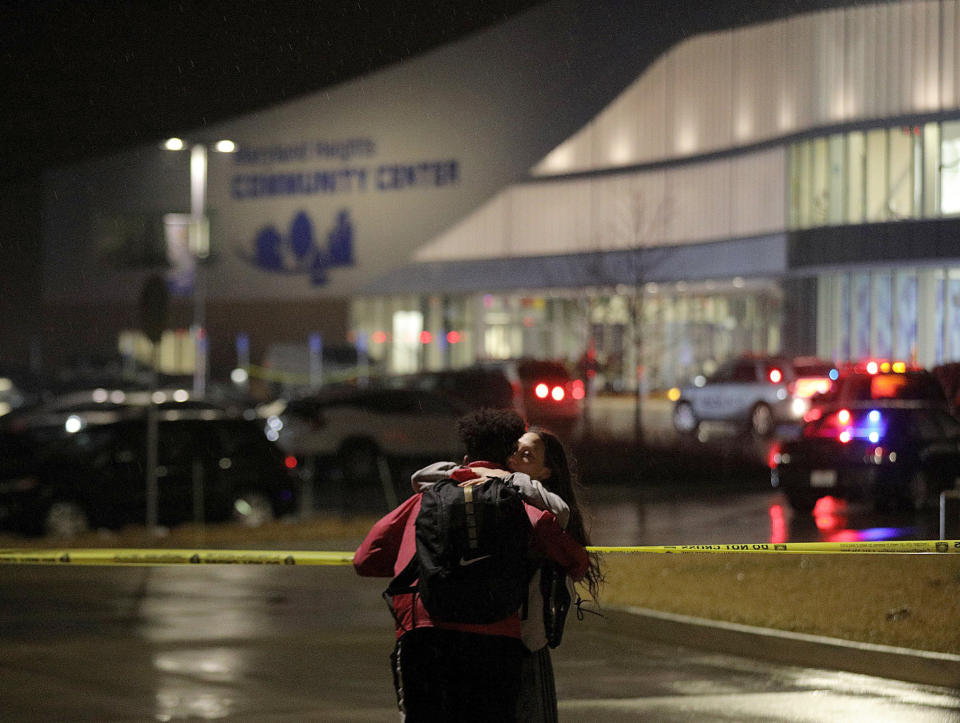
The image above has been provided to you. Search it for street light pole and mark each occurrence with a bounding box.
[190,142,208,398]
[165,136,234,398]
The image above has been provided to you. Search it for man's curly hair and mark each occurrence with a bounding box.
[457,408,526,465]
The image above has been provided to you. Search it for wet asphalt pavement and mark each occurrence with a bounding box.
[2,560,959,721]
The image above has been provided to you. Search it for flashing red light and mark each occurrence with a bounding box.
[839,429,852,443]
[446,330,461,344]
[534,383,549,399]
[769,503,787,544]
[284,456,298,469]
[866,360,879,374]
[571,379,585,400]
[766,441,781,470]
[768,368,783,384]
[419,331,433,344]
[551,385,565,401]
[371,330,387,344]
[837,408,851,425]
[813,496,848,532]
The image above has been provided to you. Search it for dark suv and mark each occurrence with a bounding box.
[0,411,300,537]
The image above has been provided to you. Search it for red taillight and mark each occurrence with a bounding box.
[768,368,783,384]
[766,441,781,469]
[807,408,852,440]
[571,379,585,400]
[534,383,549,399]
[284,456,298,469]
[551,385,565,401]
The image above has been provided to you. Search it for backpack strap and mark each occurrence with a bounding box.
[382,555,420,628]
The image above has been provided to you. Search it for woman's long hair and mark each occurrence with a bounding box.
[528,426,604,601]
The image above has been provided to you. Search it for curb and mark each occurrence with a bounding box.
[606,605,960,689]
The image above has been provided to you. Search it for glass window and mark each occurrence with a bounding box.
[731,361,759,383]
[851,272,871,359]
[923,122,939,217]
[827,134,844,225]
[873,272,892,359]
[949,270,960,360]
[894,271,917,361]
[941,121,960,216]
[797,140,813,228]
[811,137,829,226]
[845,131,865,223]
[392,309,423,373]
[888,126,915,219]
[839,272,851,361]
[936,272,944,362]
[709,360,736,383]
[788,143,803,229]
[865,128,888,221]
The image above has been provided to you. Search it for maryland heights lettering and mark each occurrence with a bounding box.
[230,160,459,199]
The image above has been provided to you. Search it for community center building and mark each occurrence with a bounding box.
[41,0,960,393]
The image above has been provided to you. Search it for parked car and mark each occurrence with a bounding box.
[0,368,42,420]
[0,410,299,537]
[385,367,520,414]
[479,358,585,436]
[264,386,466,486]
[771,403,960,513]
[672,355,837,437]
[803,362,949,428]
[0,431,42,531]
[383,358,585,436]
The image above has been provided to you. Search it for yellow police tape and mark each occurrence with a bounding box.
[0,539,958,566]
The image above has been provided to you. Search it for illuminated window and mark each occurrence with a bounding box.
[865,129,888,222]
[827,134,844,225]
[923,123,940,217]
[941,121,960,216]
[887,127,915,219]
[845,131,865,224]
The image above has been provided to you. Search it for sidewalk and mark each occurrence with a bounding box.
[606,605,960,689]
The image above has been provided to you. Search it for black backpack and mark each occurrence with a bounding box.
[385,476,532,624]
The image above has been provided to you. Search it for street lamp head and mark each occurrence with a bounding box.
[164,137,235,152]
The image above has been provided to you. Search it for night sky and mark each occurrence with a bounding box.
[0,0,546,183]
[1,0,850,185]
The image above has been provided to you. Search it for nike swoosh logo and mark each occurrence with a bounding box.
[459,554,492,567]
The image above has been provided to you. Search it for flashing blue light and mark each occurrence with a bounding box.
[849,409,885,442]
[829,368,839,380]
[859,527,913,541]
